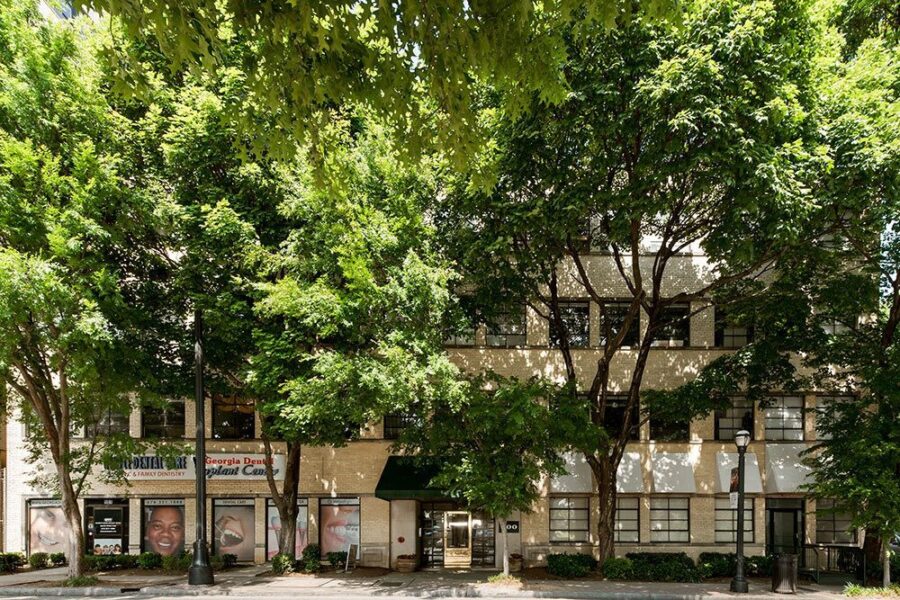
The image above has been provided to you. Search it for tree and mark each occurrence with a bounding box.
[77,0,680,160]
[436,0,824,561]
[398,375,574,575]
[0,3,176,576]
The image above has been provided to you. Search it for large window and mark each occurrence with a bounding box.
[212,397,255,440]
[383,413,416,440]
[715,308,753,348]
[599,301,640,347]
[650,417,690,442]
[650,497,690,543]
[549,496,590,543]
[615,497,640,543]
[550,302,590,348]
[603,395,639,441]
[816,499,856,544]
[715,497,754,543]
[320,498,360,556]
[763,395,804,441]
[651,304,691,347]
[87,408,130,437]
[715,397,754,441]
[142,399,185,439]
[815,395,853,441]
[443,324,475,346]
[486,307,527,347]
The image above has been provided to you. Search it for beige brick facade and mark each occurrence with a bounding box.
[3,253,846,568]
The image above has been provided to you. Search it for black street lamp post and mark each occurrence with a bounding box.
[730,429,751,594]
[189,310,215,585]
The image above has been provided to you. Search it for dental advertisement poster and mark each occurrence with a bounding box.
[29,501,70,556]
[265,499,308,559]
[143,499,185,556]
[319,498,360,557]
[213,499,255,562]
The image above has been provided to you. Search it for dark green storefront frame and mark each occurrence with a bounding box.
[374,456,447,501]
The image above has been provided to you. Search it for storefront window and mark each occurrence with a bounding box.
[213,499,256,562]
[28,500,70,557]
[319,498,360,557]
[266,499,309,560]
[142,499,186,556]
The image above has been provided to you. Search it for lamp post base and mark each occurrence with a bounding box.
[730,578,749,593]
[188,540,215,586]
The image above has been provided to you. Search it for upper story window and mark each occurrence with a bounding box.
[444,323,476,346]
[715,397,754,441]
[650,417,690,442]
[715,307,753,348]
[212,397,255,440]
[486,307,527,348]
[87,408,130,437]
[383,413,417,440]
[599,301,640,348]
[815,395,853,441]
[816,499,856,544]
[142,399,185,439]
[763,395,804,441]
[550,301,590,348]
[651,304,691,347]
[602,395,639,441]
[820,316,853,336]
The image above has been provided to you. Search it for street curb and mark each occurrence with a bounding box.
[0,587,133,597]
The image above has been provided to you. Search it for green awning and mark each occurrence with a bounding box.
[375,456,447,501]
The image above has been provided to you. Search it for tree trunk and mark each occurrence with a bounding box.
[594,457,617,564]
[264,438,302,558]
[59,475,85,578]
[500,517,509,576]
[883,539,891,588]
[277,505,299,559]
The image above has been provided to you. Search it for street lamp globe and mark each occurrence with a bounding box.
[734,430,751,449]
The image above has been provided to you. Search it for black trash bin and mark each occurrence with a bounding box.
[772,554,798,593]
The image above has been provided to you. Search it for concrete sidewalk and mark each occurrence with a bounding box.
[0,567,849,599]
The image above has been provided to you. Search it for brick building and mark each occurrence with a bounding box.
[3,250,857,569]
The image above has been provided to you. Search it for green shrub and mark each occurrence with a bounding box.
[28,552,49,569]
[301,544,321,573]
[698,552,735,578]
[272,553,295,575]
[625,552,700,583]
[210,554,224,570]
[221,553,238,569]
[49,552,66,567]
[161,551,193,572]
[326,551,347,569]
[63,575,100,587]
[0,553,25,573]
[546,553,595,578]
[845,583,900,597]
[137,552,162,570]
[746,555,773,577]
[867,553,900,584]
[85,554,118,572]
[117,554,139,569]
[602,557,634,580]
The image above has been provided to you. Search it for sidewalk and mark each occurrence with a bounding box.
[0,566,849,599]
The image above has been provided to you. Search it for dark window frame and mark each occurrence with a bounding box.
[141,399,186,439]
[715,397,755,441]
[615,496,640,543]
[549,496,590,544]
[602,395,640,441]
[383,413,417,440]
[650,496,690,543]
[599,301,640,347]
[212,397,255,440]
[550,301,590,349]
[485,306,527,348]
[87,408,131,438]
[714,496,754,543]
[763,395,804,441]
[650,417,690,442]
[714,307,753,348]
[816,499,857,545]
[650,304,691,347]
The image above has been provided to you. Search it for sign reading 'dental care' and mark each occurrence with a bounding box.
[123,454,285,481]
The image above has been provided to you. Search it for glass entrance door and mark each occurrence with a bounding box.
[766,499,804,558]
[471,512,495,567]
[443,511,472,568]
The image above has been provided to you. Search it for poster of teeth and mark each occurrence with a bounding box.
[266,499,308,560]
[143,499,186,556]
[319,498,360,557]
[213,499,255,562]
[28,499,70,557]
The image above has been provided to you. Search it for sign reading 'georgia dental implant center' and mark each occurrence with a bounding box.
[122,453,286,481]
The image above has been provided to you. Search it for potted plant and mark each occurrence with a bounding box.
[396,554,417,572]
[509,553,524,573]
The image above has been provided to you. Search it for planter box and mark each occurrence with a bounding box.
[509,558,523,573]
[396,557,417,573]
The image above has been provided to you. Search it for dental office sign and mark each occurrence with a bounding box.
[123,453,285,481]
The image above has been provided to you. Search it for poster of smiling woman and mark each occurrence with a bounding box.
[28,500,71,556]
[142,499,185,556]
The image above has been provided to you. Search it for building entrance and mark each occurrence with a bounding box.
[766,498,804,558]
[419,502,495,568]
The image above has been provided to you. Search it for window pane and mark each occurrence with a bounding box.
[651,304,690,347]
[550,302,590,348]
[600,302,640,347]
[142,400,185,438]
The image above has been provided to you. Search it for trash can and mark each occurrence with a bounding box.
[772,554,798,593]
